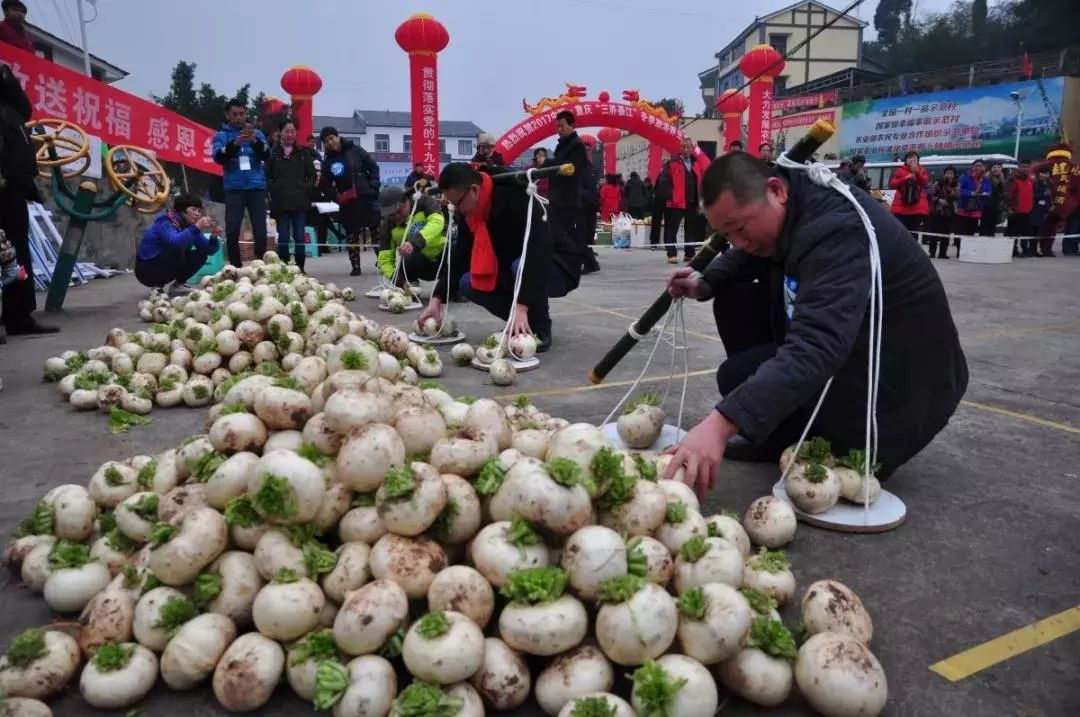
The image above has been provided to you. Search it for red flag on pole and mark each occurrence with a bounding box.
[1021,52,1032,79]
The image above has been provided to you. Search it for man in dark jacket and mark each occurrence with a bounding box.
[471,133,505,167]
[658,137,710,264]
[419,163,583,352]
[544,111,598,273]
[266,120,316,271]
[0,62,57,337]
[837,155,872,193]
[318,126,381,275]
[212,101,271,266]
[404,162,435,190]
[624,171,649,219]
[664,153,968,493]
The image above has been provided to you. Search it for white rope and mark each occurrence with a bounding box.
[496,168,550,361]
[775,154,885,521]
[390,186,424,290]
[600,300,682,427]
[428,202,455,334]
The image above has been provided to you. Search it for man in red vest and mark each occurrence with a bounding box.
[0,1,34,53]
[657,137,710,264]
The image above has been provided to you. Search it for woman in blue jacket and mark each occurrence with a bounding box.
[135,193,220,295]
[953,159,991,256]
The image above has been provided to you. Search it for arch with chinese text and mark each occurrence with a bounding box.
[494,101,685,165]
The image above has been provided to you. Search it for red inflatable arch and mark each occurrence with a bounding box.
[495,100,685,165]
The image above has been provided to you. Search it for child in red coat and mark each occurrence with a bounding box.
[599,174,622,223]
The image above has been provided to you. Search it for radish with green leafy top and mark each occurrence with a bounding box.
[544,423,613,495]
[148,506,228,586]
[252,568,325,641]
[401,611,484,684]
[703,512,751,557]
[42,540,110,612]
[834,449,883,505]
[321,542,371,604]
[204,452,259,510]
[336,423,406,491]
[616,392,665,449]
[322,654,397,716]
[428,427,499,478]
[657,478,700,513]
[431,474,481,545]
[743,496,797,548]
[785,461,841,514]
[674,535,743,593]
[369,533,446,598]
[557,693,634,717]
[253,527,307,580]
[333,579,409,656]
[427,566,495,630]
[42,484,97,541]
[76,586,135,655]
[498,567,588,656]
[795,632,887,716]
[560,525,628,600]
[160,612,237,689]
[597,469,666,537]
[375,463,447,536]
[88,461,138,509]
[0,628,80,699]
[286,628,339,701]
[212,632,285,712]
[535,645,615,716]
[675,582,753,664]
[78,641,157,708]
[742,548,796,606]
[469,636,531,710]
[633,654,716,717]
[654,501,707,554]
[470,518,551,587]
[594,575,678,665]
[715,616,797,707]
[132,586,193,651]
[247,450,326,524]
[801,579,874,644]
[779,435,835,473]
[626,535,673,586]
[116,491,159,542]
[451,343,475,366]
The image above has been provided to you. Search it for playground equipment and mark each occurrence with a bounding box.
[28,117,171,311]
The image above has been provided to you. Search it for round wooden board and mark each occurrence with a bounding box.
[471,356,541,373]
[771,479,907,533]
[408,331,467,345]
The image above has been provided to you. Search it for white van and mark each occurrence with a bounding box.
[825,154,1018,204]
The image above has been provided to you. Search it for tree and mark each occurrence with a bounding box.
[971,0,988,48]
[873,0,913,48]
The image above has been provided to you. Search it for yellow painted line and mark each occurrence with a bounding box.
[555,298,724,344]
[496,368,715,401]
[930,606,1080,682]
[960,400,1080,435]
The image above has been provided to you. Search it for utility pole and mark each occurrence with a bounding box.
[76,0,91,77]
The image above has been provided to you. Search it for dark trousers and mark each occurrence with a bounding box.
[954,215,979,256]
[627,207,647,220]
[978,209,1001,237]
[338,200,375,271]
[0,191,34,329]
[399,251,439,285]
[274,211,308,270]
[926,215,952,258]
[580,206,599,268]
[1037,214,1062,256]
[663,207,705,259]
[224,190,268,266]
[134,245,209,288]
[649,206,664,246]
[894,213,923,240]
[1006,213,1033,256]
[711,280,932,476]
[1062,211,1080,255]
[459,258,571,337]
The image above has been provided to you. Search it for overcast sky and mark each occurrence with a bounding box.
[30,0,952,135]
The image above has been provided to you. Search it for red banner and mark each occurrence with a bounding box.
[407,53,440,178]
[775,109,836,130]
[772,90,838,113]
[0,43,221,175]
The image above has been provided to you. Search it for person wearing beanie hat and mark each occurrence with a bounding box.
[317,126,381,275]
[471,133,505,166]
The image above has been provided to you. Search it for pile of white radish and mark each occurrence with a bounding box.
[781,437,883,514]
[379,286,420,314]
[37,251,495,427]
[6,297,889,717]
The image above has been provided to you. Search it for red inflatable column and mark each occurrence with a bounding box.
[396,14,450,178]
[715,89,749,152]
[647,143,664,181]
[597,128,620,175]
[280,67,323,143]
[738,45,785,157]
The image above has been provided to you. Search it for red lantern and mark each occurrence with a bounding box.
[715,89,749,152]
[738,44,785,157]
[280,66,323,144]
[597,127,621,175]
[396,13,450,177]
[262,95,287,116]
[598,90,610,103]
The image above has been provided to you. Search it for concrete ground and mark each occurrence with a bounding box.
[0,247,1077,716]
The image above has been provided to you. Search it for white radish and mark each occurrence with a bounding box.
[368,533,446,599]
[595,577,678,665]
[402,611,485,685]
[802,579,874,644]
[743,496,797,548]
[79,642,157,708]
[332,579,409,656]
[535,645,615,716]
[675,582,753,664]
[212,632,285,712]
[795,632,888,717]
[160,612,237,689]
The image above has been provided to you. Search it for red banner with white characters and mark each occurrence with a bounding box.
[495,101,685,165]
[774,109,836,130]
[0,43,221,175]
[772,90,838,113]
[407,53,440,178]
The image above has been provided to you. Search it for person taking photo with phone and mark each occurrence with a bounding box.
[212,101,271,266]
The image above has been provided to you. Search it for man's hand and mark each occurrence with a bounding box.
[417,297,443,327]
[667,267,705,300]
[663,410,740,501]
[398,242,414,256]
[508,303,532,336]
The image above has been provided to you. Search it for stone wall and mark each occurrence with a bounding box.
[34,177,226,271]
